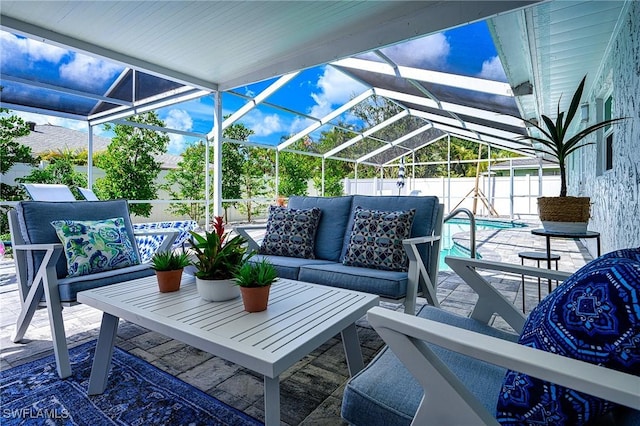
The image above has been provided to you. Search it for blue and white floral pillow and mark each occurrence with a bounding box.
[51,217,140,277]
[496,248,640,425]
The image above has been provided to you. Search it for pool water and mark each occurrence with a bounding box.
[438,218,527,271]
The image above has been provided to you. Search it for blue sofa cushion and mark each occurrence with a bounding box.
[16,200,139,282]
[343,207,415,272]
[341,196,439,268]
[496,251,640,425]
[259,206,321,259]
[51,217,140,277]
[248,254,334,280]
[298,263,408,299]
[57,263,153,302]
[342,305,519,426]
[288,196,353,261]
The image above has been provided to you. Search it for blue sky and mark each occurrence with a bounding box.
[1,20,504,155]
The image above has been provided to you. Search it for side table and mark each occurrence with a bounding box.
[531,228,601,292]
[518,251,560,312]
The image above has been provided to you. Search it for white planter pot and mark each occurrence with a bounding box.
[541,221,588,234]
[195,278,240,302]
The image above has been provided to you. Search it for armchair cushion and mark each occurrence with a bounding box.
[343,207,415,272]
[496,252,640,425]
[342,305,519,426]
[259,206,321,259]
[16,200,139,282]
[51,217,140,277]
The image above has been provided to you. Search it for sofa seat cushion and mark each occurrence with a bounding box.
[57,263,153,302]
[341,306,518,426]
[288,196,353,261]
[298,263,409,299]
[248,254,334,280]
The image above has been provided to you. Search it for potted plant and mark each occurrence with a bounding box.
[150,250,191,293]
[519,75,625,233]
[189,216,249,302]
[234,259,278,312]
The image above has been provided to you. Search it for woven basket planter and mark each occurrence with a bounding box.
[538,196,590,233]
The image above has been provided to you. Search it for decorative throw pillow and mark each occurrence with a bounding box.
[496,254,640,425]
[343,207,415,272]
[259,206,321,259]
[51,217,140,277]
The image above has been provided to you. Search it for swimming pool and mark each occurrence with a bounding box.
[438,218,527,271]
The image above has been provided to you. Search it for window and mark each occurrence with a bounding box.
[604,95,614,171]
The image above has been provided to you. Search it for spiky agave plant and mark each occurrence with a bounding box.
[520,75,626,197]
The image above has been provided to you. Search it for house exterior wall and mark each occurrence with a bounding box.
[575,2,640,254]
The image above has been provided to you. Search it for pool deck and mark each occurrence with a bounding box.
[0,218,595,425]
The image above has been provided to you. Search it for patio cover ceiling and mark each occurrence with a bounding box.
[0,1,629,166]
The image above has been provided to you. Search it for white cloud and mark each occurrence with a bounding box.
[1,31,68,64]
[243,110,284,137]
[163,109,193,154]
[478,56,507,81]
[14,111,86,131]
[378,33,450,68]
[288,66,366,135]
[59,54,122,90]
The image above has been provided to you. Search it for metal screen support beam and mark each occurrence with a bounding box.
[279,89,374,151]
[213,91,223,221]
[87,124,94,189]
[275,150,279,200]
[321,158,325,196]
[223,72,299,130]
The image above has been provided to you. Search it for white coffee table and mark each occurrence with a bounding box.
[78,275,379,425]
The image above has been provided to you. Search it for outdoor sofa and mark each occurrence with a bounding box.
[236,195,444,314]
[341,252,640,425]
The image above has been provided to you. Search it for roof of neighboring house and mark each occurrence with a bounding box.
[16,123,181,169]
[492,157,559,170]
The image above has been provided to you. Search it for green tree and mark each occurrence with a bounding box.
[0,108,36,174]
[0,108,37,234]
[222,122,253,222]
[94,112,169,217]
[239,146,274,221]
[162,142,210,223]
[17,152,87,191]
[278,150,314,197]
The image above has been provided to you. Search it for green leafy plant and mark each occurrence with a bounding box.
[189,216,249,280]
[519,75,626,197]
[234,259,278,288]
[150,250,190,271]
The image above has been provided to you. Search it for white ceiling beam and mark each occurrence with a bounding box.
[221,72,299,131]
[431,122,532,154]
[278,89,374,151]
[323,110,409,158]
[334,57,514,96]
[357,123,434,163]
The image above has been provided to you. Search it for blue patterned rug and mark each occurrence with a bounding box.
[1,341,262,425]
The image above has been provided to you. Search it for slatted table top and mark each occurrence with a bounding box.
[78,275,379,378]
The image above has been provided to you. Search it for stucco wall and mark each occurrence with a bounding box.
[577,2,640,254]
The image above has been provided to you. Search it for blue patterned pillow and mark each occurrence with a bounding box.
[259,206,321,259]
[51,217,140,277]
[343,207,416,272]
[496,253,640,425]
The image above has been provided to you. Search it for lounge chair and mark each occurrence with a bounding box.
[342,253,640,425]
